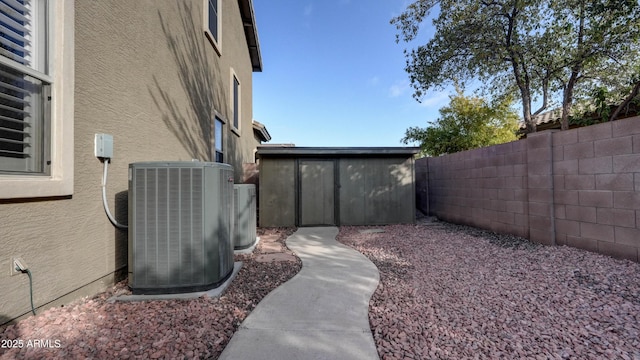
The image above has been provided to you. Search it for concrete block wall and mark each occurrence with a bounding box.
[553,117,640,261]
[415,157,429,215]
[420,139,529,239]
[527,131,555,245]
[416,115,640,262]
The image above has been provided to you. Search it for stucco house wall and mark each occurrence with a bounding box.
[1,0,264,325]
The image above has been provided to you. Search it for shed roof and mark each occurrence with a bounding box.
[257,146,420,157]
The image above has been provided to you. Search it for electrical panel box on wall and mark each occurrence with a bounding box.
[95,133,114,159]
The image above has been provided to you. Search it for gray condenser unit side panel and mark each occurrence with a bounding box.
[202,165,234,284]
[234,184,257,249]
[213,166,234,279]
[128,162,234,294]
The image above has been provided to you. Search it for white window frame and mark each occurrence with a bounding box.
[0,0,74,199]
[203,0,221,55]
[230,68,240,135]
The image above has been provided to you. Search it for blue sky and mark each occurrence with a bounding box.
[252,0,448,147]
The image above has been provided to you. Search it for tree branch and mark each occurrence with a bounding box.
[610,80,640,121]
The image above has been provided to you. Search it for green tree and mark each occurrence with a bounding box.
[392,0,640,133]
[550,0,640,129]
[611,77,640,121]
[402,89,519,156]
[592,65,640,122]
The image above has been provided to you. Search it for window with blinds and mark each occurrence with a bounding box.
[0,0,50,174]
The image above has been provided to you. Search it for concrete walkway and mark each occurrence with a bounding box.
[219,227,380,360]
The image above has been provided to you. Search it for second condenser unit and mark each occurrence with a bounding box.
[233,184,257,249]
[128,161,234,295]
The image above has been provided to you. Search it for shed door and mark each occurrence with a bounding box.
[299,160,335,226]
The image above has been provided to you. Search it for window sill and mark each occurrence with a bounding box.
[0,175,73,199]
[205,31,221,57]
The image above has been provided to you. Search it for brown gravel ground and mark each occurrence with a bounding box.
[337,222,640,360]
[0,228,300,360]
[4,223,640,360]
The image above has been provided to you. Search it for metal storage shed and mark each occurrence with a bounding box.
[257,147,420,227]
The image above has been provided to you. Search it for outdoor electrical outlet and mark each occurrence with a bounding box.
[10,257,27,276]
[94,133,114,159]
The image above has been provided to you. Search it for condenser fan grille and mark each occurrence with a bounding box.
[129,162,234,294]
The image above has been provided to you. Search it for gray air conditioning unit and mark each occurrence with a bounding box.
[128,161,234,295]
[233,184,257,249]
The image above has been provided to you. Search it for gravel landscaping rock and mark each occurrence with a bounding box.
[0,228,300,360]
[337,223,640,360]
[5,223,639,359]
